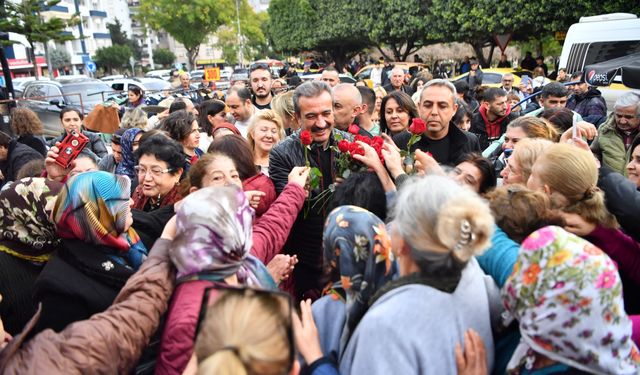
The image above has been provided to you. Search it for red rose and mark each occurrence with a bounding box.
[348,124,360,135]
[409,118,426,135]
[300,130,312,146]
[372,136,384,147]
[338,140,350,153]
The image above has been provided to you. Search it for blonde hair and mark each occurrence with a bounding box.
[271,91,296,129]
[195,290,291,375]
[533,143,618,228]
[246,110,286,151]
[512,138,554,183]
[373,86,387,98]
[507,116,559,142]
[121,107,148,129]
[393,175,494,263]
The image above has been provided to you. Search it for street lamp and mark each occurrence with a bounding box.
[235,0,244,68]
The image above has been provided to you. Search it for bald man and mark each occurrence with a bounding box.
[383,67,414,96]
[333,83,363,131]
[321,67,340,88]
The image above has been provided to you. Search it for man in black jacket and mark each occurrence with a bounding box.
[383,67,414,96]
[0,131,44,186]
[394,79,481,166]
[469,87,517,150]
[269,81,350,300]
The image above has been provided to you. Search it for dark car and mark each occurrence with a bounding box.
[18,77,116,138]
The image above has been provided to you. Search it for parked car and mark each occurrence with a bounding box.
[230,68,249,83]
[18,77,116,137]
[449,68,533,88]
[145,69,173,81]
[299,73,356,84]
[355,62,429,87]
[11,76,47,98]
[107,77,171,93]
[100,75,126,81]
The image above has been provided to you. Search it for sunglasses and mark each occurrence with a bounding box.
[196,285,294,372]
[250,62,270,72]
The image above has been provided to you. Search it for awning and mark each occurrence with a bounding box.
[583,53,640,89]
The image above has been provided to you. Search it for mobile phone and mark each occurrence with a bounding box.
[54,131,89,169]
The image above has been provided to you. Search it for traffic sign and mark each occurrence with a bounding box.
[493,33,512,52]
[205,67,220,81]
[86,61,96,73]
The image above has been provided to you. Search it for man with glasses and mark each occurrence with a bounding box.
[591,92,640,175]
[249,63,274,110]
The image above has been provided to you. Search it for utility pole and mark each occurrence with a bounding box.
[235,0,243,68]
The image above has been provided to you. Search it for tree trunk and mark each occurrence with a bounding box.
[186,45,200,71]
[43,42,53,79]
[29,40,39,79]
[375,45,392,62]
[471,42,489,68]
[400,40,418,61]
[487,42,496,68]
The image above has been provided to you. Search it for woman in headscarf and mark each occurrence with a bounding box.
[157,186,278,374]
[0,178,62,334]
[309,206,396,367]
[115,127,144,190]
[31,171,147,335]
[503,226,640,374]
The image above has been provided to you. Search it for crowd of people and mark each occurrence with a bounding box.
[0,59,638,375]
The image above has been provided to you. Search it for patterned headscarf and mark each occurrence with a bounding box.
[115,127,143,182]
[170,185,274,288]
[0,178,63,263]
[503,226,640,374]
[323,205,396,352]
[52,171,147,269]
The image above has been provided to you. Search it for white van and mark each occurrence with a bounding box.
[559,13,640,110]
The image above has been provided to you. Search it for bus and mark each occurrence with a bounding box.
[559,13,640,110]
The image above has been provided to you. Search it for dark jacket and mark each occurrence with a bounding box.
[269,129,351,300]
[597,166,640,242]
[0,249,43,335]
[393,123,481,166]
[0,141,44,185]
[566,88,607,125]
[466,69,484,91]
[49,130,108,161]
[383,83,414,96]
[31,239,135,335]
[469,110,518,151]
[16,135,47,157]
[0,239,175,375]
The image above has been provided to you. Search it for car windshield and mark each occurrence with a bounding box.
[142,81,171,91]
[62,83,116,105]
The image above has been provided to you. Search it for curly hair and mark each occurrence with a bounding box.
[10,107,44,136]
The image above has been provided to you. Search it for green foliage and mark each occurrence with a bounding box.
[267,0,370,68]
[0,0,80,77]
[49,48,71,70]
[153,48,176,67]
[215,1,268,65]
[94,45,132,73]
[136,0,235,69]
[106,18,142,60]
[515,35,562,58]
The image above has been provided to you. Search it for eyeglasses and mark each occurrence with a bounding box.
[134,166,175,178]
[250,62,270,72]
[615,113,638,121]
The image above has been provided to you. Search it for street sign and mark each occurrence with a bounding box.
[494,34,512,52]
[205,67,220,81]
[86,61,96,73]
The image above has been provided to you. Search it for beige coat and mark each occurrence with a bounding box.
[0,239,175,375]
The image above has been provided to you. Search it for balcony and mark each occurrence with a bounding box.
[89,10,107,17]
[93,32,111,39]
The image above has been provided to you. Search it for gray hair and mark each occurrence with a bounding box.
[121,107,148,129]
[293,81,333,117]
[614,92,640,117]
[420,79,457,104]
[393,175,493,263]
[333,83,362,105]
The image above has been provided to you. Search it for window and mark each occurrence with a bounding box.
[111,83,125,91]
[584,40,640,66]
[25,84,47,100]
[483,73,503,84]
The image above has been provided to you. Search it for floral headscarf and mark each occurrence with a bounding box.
[52,171,147,269]
[323,205,396,352]
[170,185,274,288]
[0,178,63,263]
[115,127,143,182]
[503,226,640,374]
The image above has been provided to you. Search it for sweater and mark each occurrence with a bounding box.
[339,259,497,375]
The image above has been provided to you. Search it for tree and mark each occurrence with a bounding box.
[267,0,371,69]
[0,0,80,78]
[94,45,132,73]
[49,47,71,72]
[106,18,142,60]
[136,0,234,70]
[363,0,439,61]
[214,0,268,65]
[153,48,176,67]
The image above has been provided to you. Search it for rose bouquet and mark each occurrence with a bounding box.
[401,118,429,174]
[334,124,384,179]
